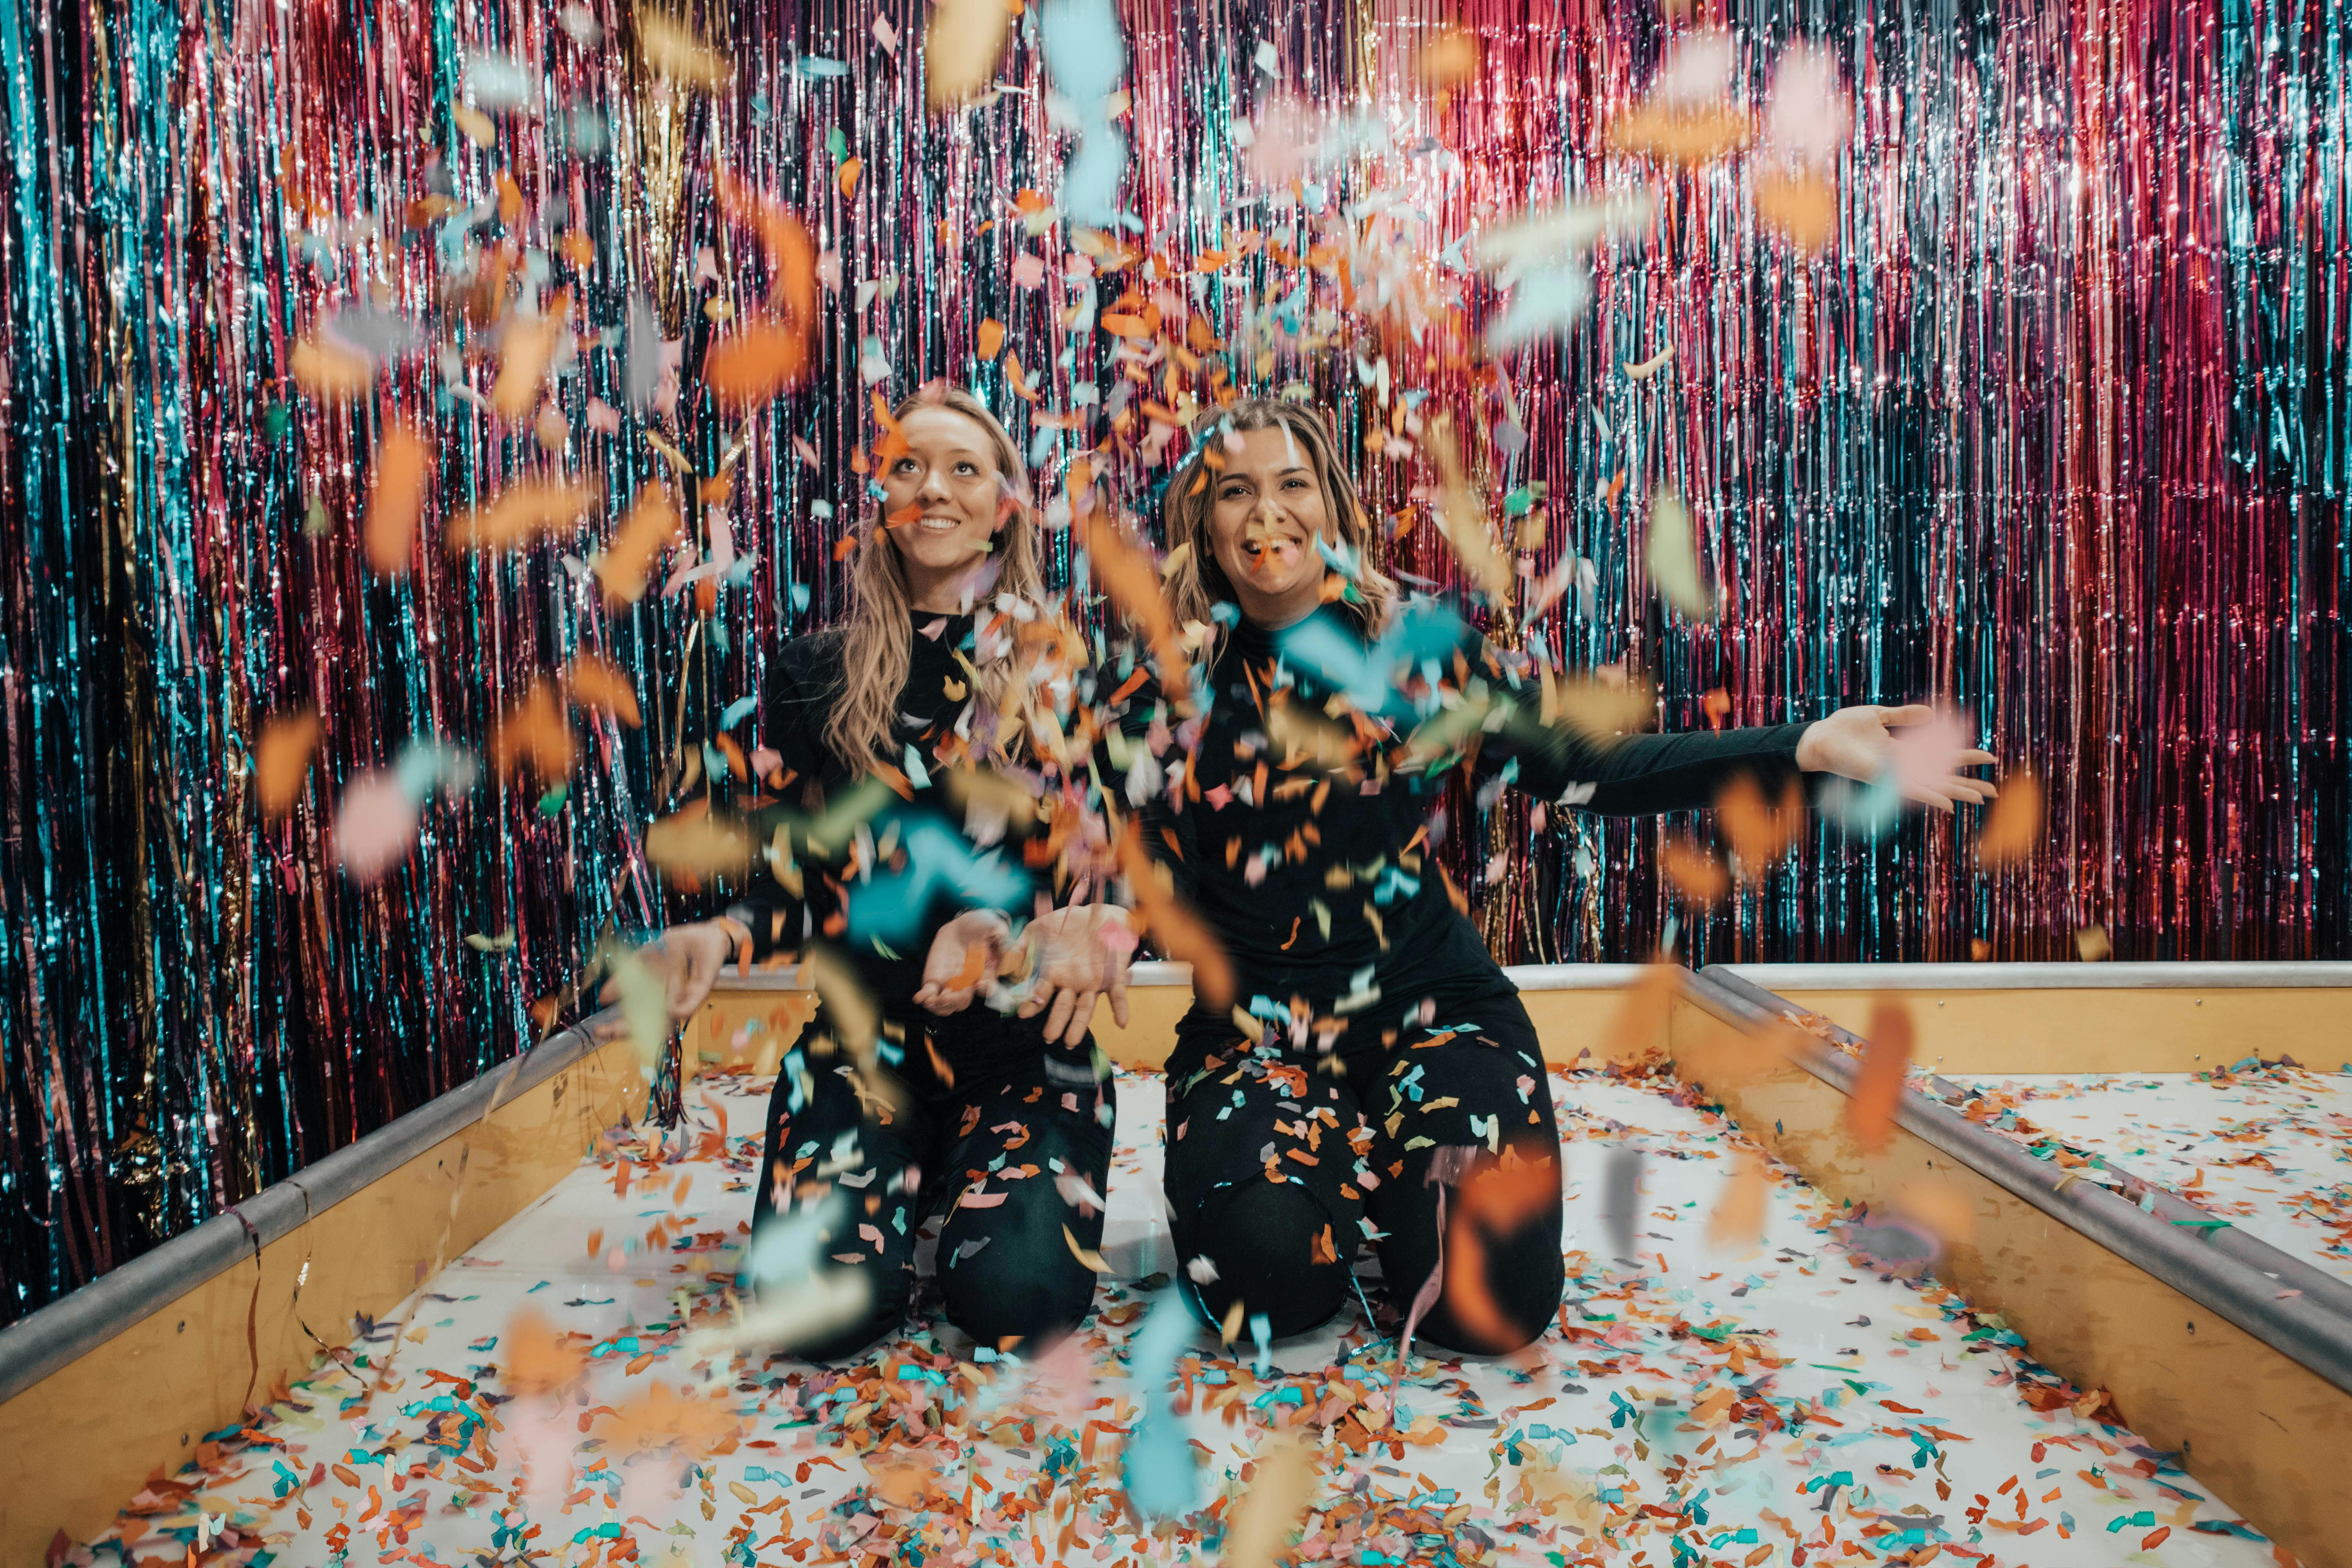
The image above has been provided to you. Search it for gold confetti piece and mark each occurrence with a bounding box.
[1659,838,1728,906]
[1756,169,1838,252]
[1544,666,1657,740]
[1706,1151,1768,1250]
[445,478,601,554]
[1605,101,1753,164]
[254,709,321,818]
[1846,996,1914,1155]
[451,101,496,147]
[837,157,863,199]
[490,681,576,781]
[705,314,813,413]
[635,9,731,88]
[1715,773,1804,868]
[2075,925,2113,962]
[644,809,751,878]
[926,0,1013,110]
[1222,1434,1318,1568]
[1425,418,1514,605]
[596,484,682,605]
[1976,768,2043,864]
[1062,1225,1110,1274]
[1219,1298,1246,1346]
[491,294,567,421]
[289,334,373,403]
[1644,488,1715,620]
[563,654,642,727]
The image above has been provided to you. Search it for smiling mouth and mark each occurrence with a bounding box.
[915,515,965,534]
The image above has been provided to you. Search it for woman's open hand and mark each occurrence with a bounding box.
[1796,704,1999,811]
[914,909,1013,1016]
[1020,904,1134,1048]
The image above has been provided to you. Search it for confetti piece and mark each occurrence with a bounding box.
[1120,1292,1202,1522]
[1414,28,1479,91]
[1976,768,2043,864]
[490,682,577,782]
[1115,817,1234,1008]
[1756,169,1838,252]
[925,0,1014,110]
[1081,512,1189,696]
[1544,666,1658,740]
[334,771,421,884]
[1623,345,1676,381]
[1444,1158,1557,1352]
[491,296,566,421]
[1599,1146,1643,1262]
[596,484,683,604]
[1659,838,1728,906]
[1715,773,1805,867]
[644,806,752,878]
[1847,996,1915,1155]
[254,709,321,818]
[288,334,372,402]
[563,654,641,727]
[1762,44,1853,168]
[1424,419,1515,604]
[1061,1224,1109,1274]
[1644,489,1715,620]
[635,10,731,89]
[502,1308,587,1396]
[363,421,431,578]
[445,478,601,554]
[1221,1432,1318,1568]
[1891,1181,1976,1249]
[1707,1150,1768,1250]
[2075,925,2114,962]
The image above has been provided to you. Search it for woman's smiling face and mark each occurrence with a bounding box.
[882,405,1008,603]
[1204,426,1332,628]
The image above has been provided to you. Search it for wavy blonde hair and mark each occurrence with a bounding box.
[1160,397,1398,647]
[822,387,1045,767]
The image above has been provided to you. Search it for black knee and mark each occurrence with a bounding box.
[1184,1180,1348,1339]
[937,1229,1097,1352]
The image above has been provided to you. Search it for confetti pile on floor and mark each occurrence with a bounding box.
[66,1067,2290,1568]
[1935,1063,2352,1282]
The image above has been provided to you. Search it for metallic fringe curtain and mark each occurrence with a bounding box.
[0,0,2343,1322]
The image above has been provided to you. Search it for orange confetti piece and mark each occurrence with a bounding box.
[704,317,815,412]
[1605,102,1753,165]
[445,477,601,554]
[706,178,818,412]
[595,1382,743,1458]
[1659,838,1728,906]
[289,334,372,403]
[1414,28,1479,91]
[491,292,568,420]
[1080,513,1189,697]
[1425,419,1514,604]
[1976,768,2042,864]
[1756,170,1838,252]
[1892,1181,1976,1248]
[363,421,432,578]
[1115,817,1234,1008]
[502,1307,585,1396]
[490,681,576,782]
[1443,1158,1557,1353]
[254,709,321,818]
[1706,1151,1767,1250]
[925,0,1014,111]
[1846,996,1914,1155]
[1715,774,1805,869]
[976,318,1006,360]
[596,485,683,605]
[564,654,642,727]
[644,803,752,878]
[637,13,731,88]
[837,157,864,199]
[2075,925,2113,962]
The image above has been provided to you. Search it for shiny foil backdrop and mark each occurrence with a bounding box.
[0,0,2343,1321]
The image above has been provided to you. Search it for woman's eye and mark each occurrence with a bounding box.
[1283,477,1307,490]
[894,459,918,474]
[956,462,978,475]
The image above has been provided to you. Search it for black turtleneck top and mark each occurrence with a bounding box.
[719,612,1076,1083]
[1101,610,1813,1075]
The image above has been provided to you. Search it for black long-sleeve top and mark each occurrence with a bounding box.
[720,613,1076,1084]
[1100,608,1813,1074]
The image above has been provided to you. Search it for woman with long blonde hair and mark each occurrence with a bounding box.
[1083,396,1996,1354]
[630,383,1125,1359]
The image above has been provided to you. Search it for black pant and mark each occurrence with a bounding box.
[1163,993,1564,1355]
[750,1012,1112,1359]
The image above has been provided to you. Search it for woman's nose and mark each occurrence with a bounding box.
[916,465,952,503]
